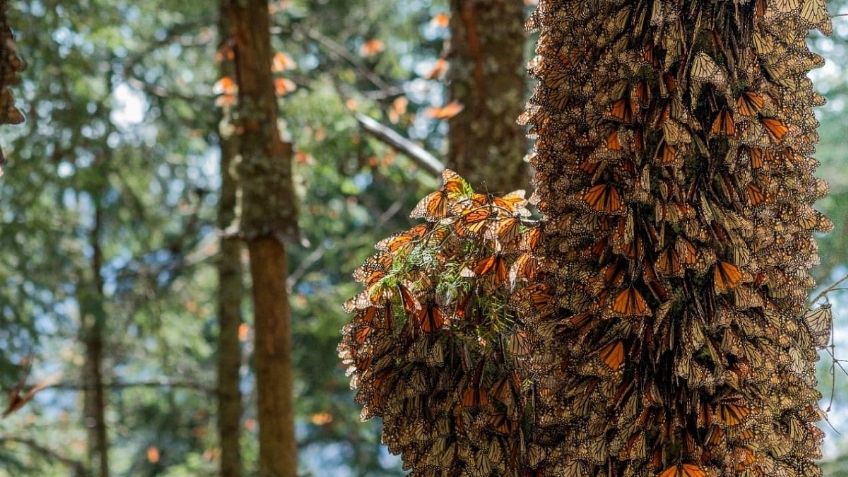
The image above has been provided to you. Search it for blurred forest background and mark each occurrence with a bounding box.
[0,0,847,476]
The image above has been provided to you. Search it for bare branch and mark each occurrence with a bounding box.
[46,379,215,394]
[355,113,444,177]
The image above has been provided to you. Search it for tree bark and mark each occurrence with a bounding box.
[82,198,109,477]
[223,1,298,476]
[216,8,243,477]
[447,0,528,193]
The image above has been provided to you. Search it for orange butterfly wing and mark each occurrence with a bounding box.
[761,117,788,143]
[599,341,625,370]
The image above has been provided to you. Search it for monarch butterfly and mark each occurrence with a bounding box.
[410,169,471,220]
[491,373,518,404]
[612,288,650,316]
[736,91,766,116]
[716,399,750,426]
[376,224,429,252]
[800,0,831,35]
[690,52,724,83]
[354,325,373,345]
[522,226,542,251]
[454,207,492,237]
[461,386,489,408]
[417,303,445,333]
[472,254,508,285]
[745,183,766,206]
[803,304,831,348]
[658,143,679,165]
[607,130,623,151]
[425,100,464,120]
[583,184,623,213]
[658,464,706,477]
[656,247,682,276]
[515,283,554,317]
[509,329,532,356]
[510,253,538,284]
[598,340,625,370]
[714,261,742,293]
[634,80,650,109]
[610,98,634,123]
[493,216,522,246]
[748,147,767,169]
[492,190,529,215]
[1,359,51,419]
[711,109,736,137]
[486,412,513,435]
[761,117,789,143]
[398,284,421,315]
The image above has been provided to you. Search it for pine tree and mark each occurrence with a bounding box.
[216,7,243,477]
[223,1,298,476]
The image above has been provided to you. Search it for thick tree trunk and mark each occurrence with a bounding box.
[447,0,527,193]
[216,10,243,476]
[223,1,298,476]
[82,200,109,477]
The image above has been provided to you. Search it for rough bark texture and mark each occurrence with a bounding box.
[223,1,298,476]
[216,9,243,477]
[447,0,528,194]
[82,200,110,477]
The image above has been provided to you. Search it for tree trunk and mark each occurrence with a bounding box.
[447,0,527,193]
[222,1,298,476]
[216,9,243,477]
[82,199,109,477]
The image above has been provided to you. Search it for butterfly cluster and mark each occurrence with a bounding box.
[0,0,24,171]
[520,0,831,475]
[339,170,546,476]
[342,0,833,475]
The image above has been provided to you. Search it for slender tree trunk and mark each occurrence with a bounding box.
[82,199,109,477]
[447,0,527,193]
[216,9,243,477]
[223,1,298,476]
